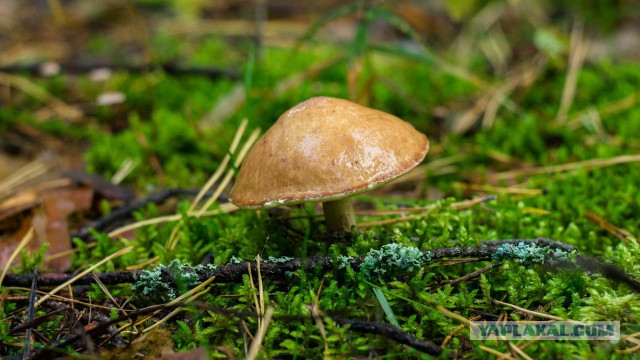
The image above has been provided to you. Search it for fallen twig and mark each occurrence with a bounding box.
[332,316,441,355]
[4,238,638,293]
[24,267,38,359]
[0,238,574,288]
[6,238,639,359]
[26,301,441,358]
[72,188,225,241]
[0,62,239,80]
[442,262,502,287]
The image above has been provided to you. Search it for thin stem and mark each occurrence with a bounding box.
[323,197,356,231]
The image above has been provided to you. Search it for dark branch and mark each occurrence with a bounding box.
[576,255,640,290]
[27,301,441,359]
[24,267,38,359]
[0,238,575,288]
[0,62,240,80]
[72,188,226,241]
[4,238,637,292]
[332,316,441,355]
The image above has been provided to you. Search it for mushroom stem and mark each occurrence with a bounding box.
[322,197,356,232]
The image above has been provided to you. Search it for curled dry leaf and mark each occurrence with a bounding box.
[162,347,209,360]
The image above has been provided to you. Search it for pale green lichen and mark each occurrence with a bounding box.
[337,255,355,269]
[227,256,293,264]
[264,256,294,263]
[134,263,175,299]
[360,243,427,278]
[133,259,216,300]
[492,242,570,266]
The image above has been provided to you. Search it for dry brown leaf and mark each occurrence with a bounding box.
[0,189,40,222]
[37,187,93,271]
[0,186,93,271]
[100,329,175,360]
[162,348,209,360]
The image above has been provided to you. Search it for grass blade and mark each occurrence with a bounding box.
[373,286,400,327]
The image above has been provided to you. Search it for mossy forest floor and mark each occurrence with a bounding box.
[1,1,639,359]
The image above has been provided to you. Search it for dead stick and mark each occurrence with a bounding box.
[0,238,574,288]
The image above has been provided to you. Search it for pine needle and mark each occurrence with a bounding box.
[164,119,250,251]
[492,299,564,321]
[479,345,517,360]
[35,246,134,307]
[0,228,34,287]
[507,341,534,360]
[356,196,493,228]
[3,287,120,310]
[143,289,209,333]
[0,72,81,120]
[556,20,589,122]
[493,154,640,181]
[247,261,262,329]
[188,119,248,212]
[195,128,261,215]
[246,307,274,360]
[0,160,50,199]
[131,275,217,331]
[107,203,237,238]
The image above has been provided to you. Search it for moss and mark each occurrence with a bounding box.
[4,15,640,357]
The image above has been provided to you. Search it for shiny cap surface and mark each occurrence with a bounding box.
[230,96,429,208]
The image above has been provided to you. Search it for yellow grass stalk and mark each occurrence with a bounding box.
[35,246,134,307]
[92,274,127,317]
[506,341,534,360]
[188,119,248,212]
[556,20,589,122]
[3,288,120,310]
[128,274,217,331]
[493,154,640,181]
[247,261,262,329]
[195,128,261,216]
[143,289,209,333]
[492,299,564,321]
[0,160,49,199]
[0,72,81,119]
[246,307,274,360]
[107,203,237,238]
[0,228,34,287]
[479,345,517,360]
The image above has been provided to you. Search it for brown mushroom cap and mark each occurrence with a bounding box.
[230,96,429,208]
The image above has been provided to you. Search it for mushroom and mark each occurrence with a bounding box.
[229,96,429,232]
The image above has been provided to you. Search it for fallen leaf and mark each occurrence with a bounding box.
[163,348,209,360]
[36,187,94,271]
[0,186,94,272]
